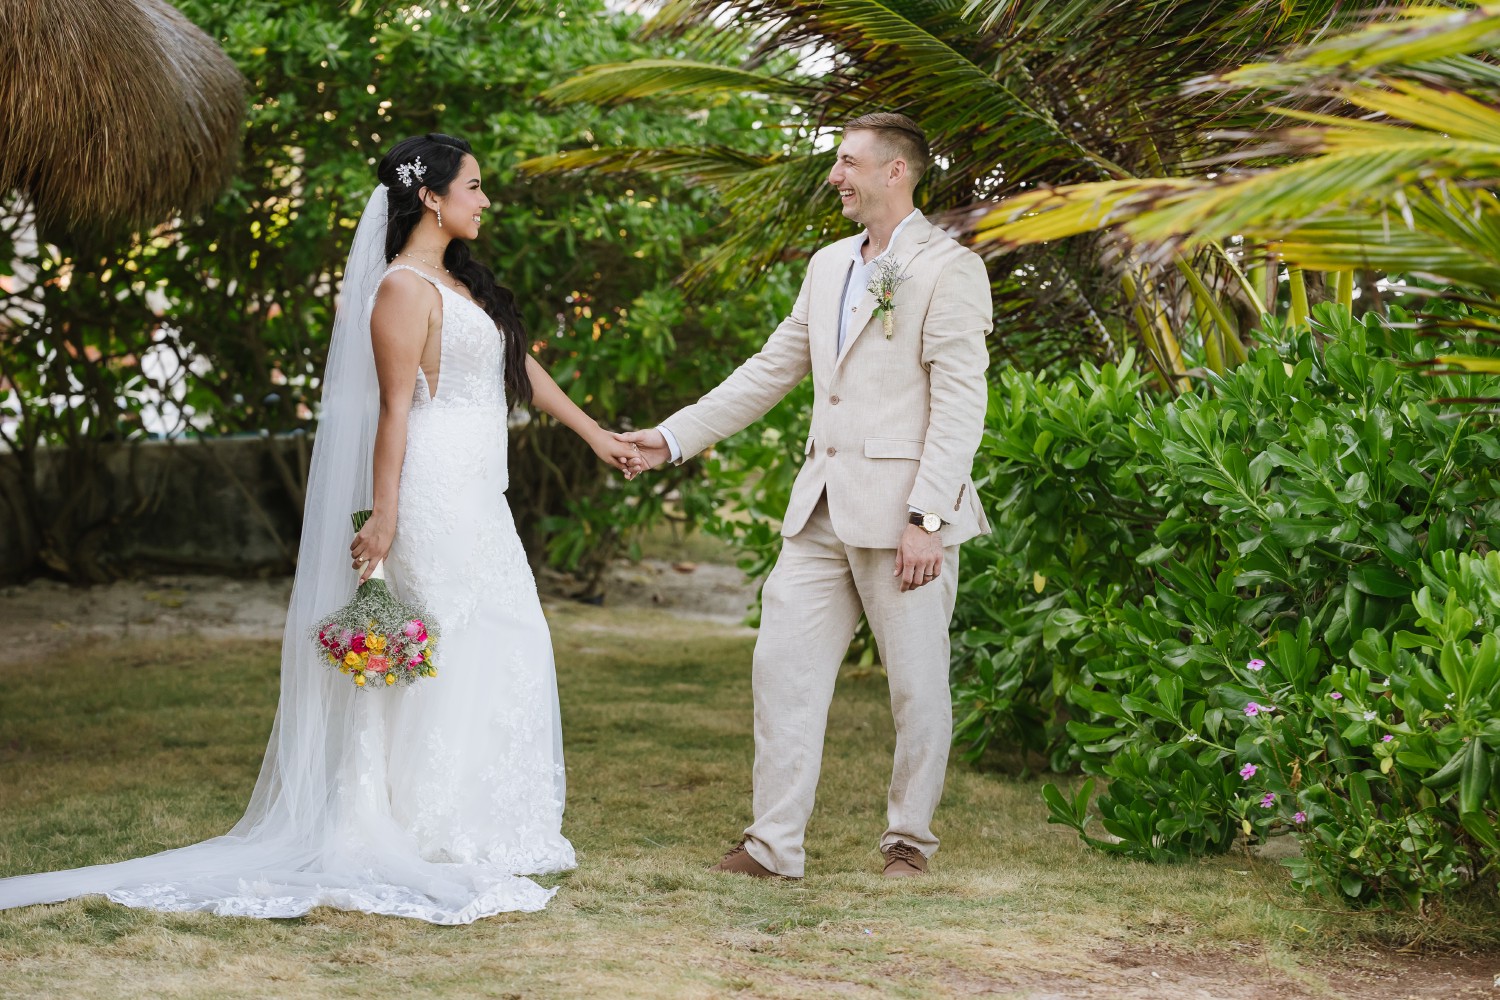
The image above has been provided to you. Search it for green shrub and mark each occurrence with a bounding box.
[1225,554,1500,910]
[954,303,1500,910]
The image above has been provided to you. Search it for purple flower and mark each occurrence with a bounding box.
[1239,763,1257,780]
[1294,811,1307,824]
[1247,659,1266,672]
[1382,734,1394,743]
[1244,702,1261,717]
[1329,691,1343,701]
[1260,792,1276,808]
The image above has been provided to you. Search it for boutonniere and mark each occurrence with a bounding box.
[868,256,912,338]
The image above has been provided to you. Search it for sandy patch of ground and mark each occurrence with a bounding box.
[1081,944,1500,999]
[2,559,757,663]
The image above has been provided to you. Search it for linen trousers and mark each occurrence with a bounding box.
[741,494,960,877]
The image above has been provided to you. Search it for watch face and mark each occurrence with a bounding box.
[922,513,941,532]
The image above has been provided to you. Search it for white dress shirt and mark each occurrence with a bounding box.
[837,208,921,356]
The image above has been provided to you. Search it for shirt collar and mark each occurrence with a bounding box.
[849,208,923,265]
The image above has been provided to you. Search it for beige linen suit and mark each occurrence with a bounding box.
[663,214,991,876]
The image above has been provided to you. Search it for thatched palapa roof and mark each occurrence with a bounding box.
[0,0,245,235]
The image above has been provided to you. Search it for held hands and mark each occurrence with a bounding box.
[614,428,671,476]
[894,523,943,592]
[589,426,645,480]
[350,512,396,583]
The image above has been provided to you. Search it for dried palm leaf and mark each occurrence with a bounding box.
[0,0,245,235]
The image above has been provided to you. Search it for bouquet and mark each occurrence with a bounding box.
[312,509,439,689]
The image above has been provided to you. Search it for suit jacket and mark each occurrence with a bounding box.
[662,213,992,549]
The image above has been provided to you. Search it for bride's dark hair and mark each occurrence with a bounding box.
[377,133,533,409]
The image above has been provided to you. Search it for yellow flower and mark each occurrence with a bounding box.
[343,652,360,668]
[367,634,387,653]
[385,673,396,686]
[354,674,366,687]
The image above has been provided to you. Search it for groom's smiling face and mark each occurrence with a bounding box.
[828,130,891,225]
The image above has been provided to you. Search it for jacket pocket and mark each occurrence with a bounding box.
[863,437,924,460]
[805,436,815,456]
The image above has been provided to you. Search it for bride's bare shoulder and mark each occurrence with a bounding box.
[372,268,439,324]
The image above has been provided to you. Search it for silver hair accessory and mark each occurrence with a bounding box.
[395,157,427,188]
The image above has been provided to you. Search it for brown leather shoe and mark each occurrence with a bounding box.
[709,839,798,880]
[881,841,929,878]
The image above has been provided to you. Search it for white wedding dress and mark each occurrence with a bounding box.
[0,189,574,924]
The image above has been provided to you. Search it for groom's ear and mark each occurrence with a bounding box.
[885,158,909,187]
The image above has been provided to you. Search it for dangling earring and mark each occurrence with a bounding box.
[436,207,443,228]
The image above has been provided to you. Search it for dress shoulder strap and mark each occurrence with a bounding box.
[380,263,448,293]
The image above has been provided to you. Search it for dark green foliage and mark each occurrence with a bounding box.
[0,0,793,586]
[951,303,1500,910]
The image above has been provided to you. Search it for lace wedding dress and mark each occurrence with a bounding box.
[0,188,575,924]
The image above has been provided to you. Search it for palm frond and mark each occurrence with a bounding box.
[1204,4,1500,90]
[541,60,819,106]
[1268,202,1500,289]
[979,79,1500,260]
[972,179,1201,249]
[962,0,1348,47]
[519,145,779,189]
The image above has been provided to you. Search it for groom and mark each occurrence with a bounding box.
[623,113,991,879]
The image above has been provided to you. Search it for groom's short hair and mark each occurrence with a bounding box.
[842,113,930,184]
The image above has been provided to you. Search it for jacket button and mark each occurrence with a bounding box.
[830,394,840,405]
[826,447,837,457]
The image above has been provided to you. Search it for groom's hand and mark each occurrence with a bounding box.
[616,429,671,475]
[894,524,943,592]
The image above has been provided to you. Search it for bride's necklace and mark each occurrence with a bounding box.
[399,250,451,274]
[398,251,468,291]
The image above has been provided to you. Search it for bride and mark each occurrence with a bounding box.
[0,133,639,924]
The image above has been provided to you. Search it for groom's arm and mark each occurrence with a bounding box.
[908,251,991,518]
[658,267,815,463]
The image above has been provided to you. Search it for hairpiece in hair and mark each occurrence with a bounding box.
[395,157,427,188]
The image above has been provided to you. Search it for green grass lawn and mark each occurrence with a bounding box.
[0,602,1491,999]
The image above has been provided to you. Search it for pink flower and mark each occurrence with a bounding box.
[1381,734,1394,743]
[367,655,388,674]
[1239,763,1257,780]
[1293,811,1307,824]
[1329,691,1342,701]
[1260,792,1276,808]
[1247,659,1265,671]
[404,620,427,641]
[351,634,367,654]
[1244,702,1261,717]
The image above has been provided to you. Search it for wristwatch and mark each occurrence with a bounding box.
[909,511,943,533]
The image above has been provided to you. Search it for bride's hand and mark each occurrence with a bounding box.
[615,429,670,474]
[590,428,644,480]
[350,512,395,582]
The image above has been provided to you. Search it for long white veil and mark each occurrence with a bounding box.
[0,187,552,920]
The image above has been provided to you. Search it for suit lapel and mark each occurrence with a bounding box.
[814,235,861,363]
[835,215,935,370]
